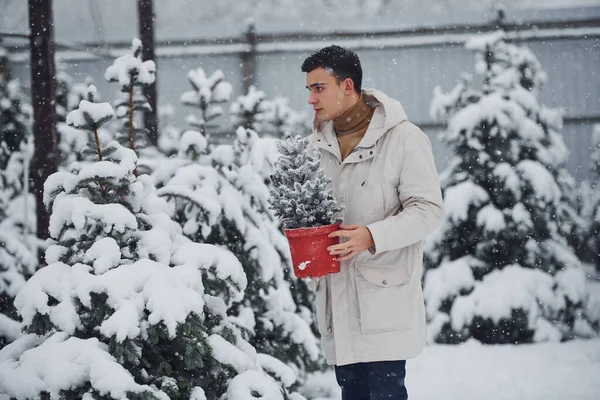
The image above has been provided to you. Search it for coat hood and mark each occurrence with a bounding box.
[313,88,408,148]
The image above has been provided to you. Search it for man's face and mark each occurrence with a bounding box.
[306,67,349,122]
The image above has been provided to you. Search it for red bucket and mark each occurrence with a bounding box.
[284,223,341,278]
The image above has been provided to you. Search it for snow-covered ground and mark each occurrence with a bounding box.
[303,338,600,400]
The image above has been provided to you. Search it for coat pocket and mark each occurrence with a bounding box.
[355,263,412,333]
[315,278,333,338]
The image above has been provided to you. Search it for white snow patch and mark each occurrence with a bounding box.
[298,261,311,271]
[444,180,489,223]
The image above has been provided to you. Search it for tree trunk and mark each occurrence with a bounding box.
[138,0,158,145]
[28,0,58,255]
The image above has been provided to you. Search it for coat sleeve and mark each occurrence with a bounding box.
[366,127,444,254]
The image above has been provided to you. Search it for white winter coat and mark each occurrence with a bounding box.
[307,88,444,366]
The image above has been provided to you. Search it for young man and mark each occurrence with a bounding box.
[301,45,444,400]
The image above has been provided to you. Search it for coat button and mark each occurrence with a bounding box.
[382,280,387,285]
[370,151,373,155]
[328,144,332,147]
[359,155,363,159]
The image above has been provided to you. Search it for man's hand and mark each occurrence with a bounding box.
[327,224,375,261]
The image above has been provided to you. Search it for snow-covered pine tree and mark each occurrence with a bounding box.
[0,86,302,400]
[424,31,596,344]
[0,71,30,170]
[105,38,156,168]
[269,132,342,230]
[55,61,73,124]
[587,124,600,272]
[153,127,325,387]
[56,65,109,165]
[157,103,183,157]
[261,96,310,139]
[232,126,280,185]
[0,70,37,348]
[230,85,270,133]
[223,137,327,381]
[181,68,232,140]
[233,129,326,381]
[55,61,96,124]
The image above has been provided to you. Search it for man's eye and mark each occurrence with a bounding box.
[316,87,322,92]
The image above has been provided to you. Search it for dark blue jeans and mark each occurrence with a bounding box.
[334,360,408,400]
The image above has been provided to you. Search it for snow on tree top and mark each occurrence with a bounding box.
[66,98,114,129]
[131,38,142,53]
[86,84,97,97]
[182,68,233,106]
[105,39,156,89]
[179,130,208,155]
[232,85,265,112]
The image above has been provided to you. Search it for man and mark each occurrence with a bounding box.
[301,45,444,400]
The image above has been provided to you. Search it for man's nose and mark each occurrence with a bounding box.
[308,93,317,105]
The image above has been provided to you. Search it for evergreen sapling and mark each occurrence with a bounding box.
[180,68,232,140]
[269,132,342,230]
[105,38,156,170]
[230,85,269,133]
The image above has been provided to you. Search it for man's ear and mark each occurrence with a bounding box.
[343,78,354,94]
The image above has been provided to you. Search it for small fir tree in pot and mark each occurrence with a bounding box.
[269,133,343,278]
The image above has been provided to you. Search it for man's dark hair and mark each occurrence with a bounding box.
[301,45,363,93]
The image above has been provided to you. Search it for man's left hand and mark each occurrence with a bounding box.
[327,224,375,261]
